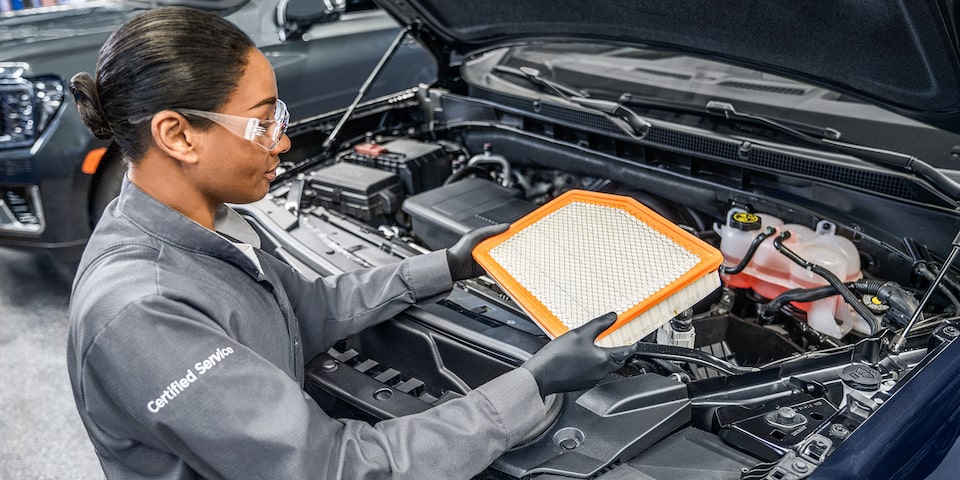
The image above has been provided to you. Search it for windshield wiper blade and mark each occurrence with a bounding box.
[707,101,960,203]
[493,65,651,138]
[493,65,587,98]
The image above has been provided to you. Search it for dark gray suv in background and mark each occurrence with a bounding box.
[0,0,433,265]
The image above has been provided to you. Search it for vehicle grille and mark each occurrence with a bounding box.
[0,186,43,233]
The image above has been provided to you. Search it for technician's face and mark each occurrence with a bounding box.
[193,48,290,205]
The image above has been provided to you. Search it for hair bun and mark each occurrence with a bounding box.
[69,72,113,140]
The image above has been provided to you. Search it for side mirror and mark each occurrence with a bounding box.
[277,0,346,41]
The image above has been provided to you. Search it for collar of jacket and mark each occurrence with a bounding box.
[116,175,265,279]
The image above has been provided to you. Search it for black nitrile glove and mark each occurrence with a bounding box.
[445,223,509,281]
[521,312,638,398]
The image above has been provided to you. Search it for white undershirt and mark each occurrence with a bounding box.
[231,241,263,273]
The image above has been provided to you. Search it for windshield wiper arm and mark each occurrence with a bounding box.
[705,101,842,140]
[493,65,651,138]
[493,65,588,98]
[707,101,960,203]
[616,95,842,140]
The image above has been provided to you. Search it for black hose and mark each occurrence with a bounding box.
[935,267,960,297]
[931,263,960,292]
[851,278,886,291]
[442,166,495,186]
[916,263,960,313]
[903,238,960,308]
[874,282,921,327]
[761,278,919,328]
[763,281,894,318]
[721,226,778,275]
[760,284,841,319]
[630,342,759,375]
[773,232,881,334]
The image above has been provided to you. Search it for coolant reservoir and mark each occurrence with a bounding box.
[716,209,863,338]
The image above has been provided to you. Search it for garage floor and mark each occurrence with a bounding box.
[0,248,102,479]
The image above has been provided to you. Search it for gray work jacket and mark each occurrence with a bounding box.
[67,177,546,479]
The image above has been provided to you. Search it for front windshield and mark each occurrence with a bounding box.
[467,43,960,169]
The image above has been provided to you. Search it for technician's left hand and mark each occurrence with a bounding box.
[446,223,509,281]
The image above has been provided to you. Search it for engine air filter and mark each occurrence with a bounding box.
[473,190,723,347]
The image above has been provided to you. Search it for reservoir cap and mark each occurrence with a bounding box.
[730,211,762,231]
[840,364,882,391]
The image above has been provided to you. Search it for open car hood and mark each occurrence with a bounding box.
[377,0,960,134]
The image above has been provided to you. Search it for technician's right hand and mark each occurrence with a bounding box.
[521,312,639,398]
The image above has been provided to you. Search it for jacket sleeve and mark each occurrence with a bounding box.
[264,250,454,355]
[79,295,546,480]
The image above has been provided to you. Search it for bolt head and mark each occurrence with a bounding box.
[830,423,850,437]
[778,407,797,419]
[321,359,339,372]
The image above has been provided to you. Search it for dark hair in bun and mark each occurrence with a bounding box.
[69,72,113,140]
[69,6,255,162]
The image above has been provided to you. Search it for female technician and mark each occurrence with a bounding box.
[66,7,635,479]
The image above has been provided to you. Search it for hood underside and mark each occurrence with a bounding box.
[377,0,960,134]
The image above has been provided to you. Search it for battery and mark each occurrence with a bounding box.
[340,139,451,195]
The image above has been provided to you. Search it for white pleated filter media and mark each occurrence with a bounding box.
[487,201,721,347]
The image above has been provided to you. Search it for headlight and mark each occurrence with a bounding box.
[0,63,64,150]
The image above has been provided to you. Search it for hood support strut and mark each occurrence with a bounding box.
[321,26,411,156]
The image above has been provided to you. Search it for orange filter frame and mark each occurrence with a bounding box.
[473,190,723,347]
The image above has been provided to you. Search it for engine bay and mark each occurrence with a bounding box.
[241,109,960,479]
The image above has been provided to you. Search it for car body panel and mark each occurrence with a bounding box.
[377,0,960,135]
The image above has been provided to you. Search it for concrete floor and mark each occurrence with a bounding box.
[0,248,102,480]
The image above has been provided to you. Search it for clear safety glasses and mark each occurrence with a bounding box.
[176,99,289,151]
